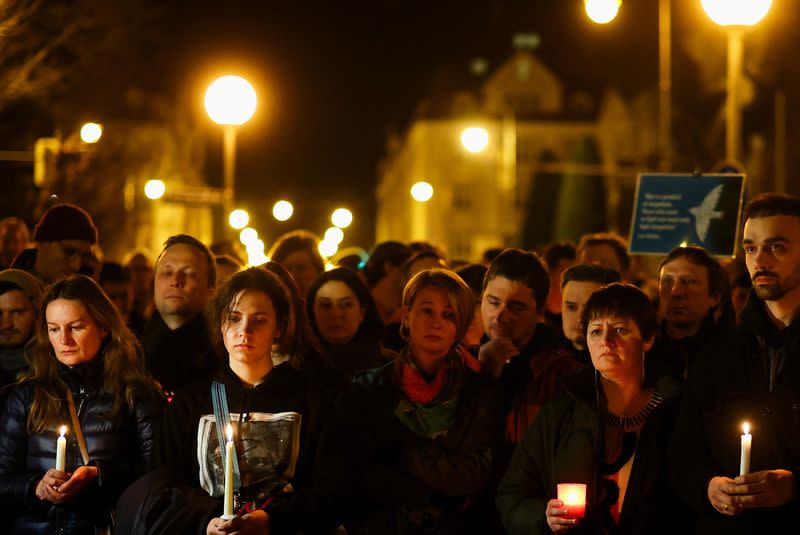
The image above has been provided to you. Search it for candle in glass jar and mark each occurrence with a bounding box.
[223,424,234,518]
[740,422,752,476]
[55,426,67,472]
[557,483,587,519]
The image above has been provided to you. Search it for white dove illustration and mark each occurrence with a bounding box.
[689,184,724,242]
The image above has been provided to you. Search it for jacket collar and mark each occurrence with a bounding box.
[738,288,800,339]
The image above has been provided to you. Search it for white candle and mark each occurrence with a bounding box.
[740,422,752,476]
[55,426,67,472]
[223,424,234,517]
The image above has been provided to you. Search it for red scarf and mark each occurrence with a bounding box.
[399,358,448,404]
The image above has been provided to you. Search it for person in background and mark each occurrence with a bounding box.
[0,217,29,270]
[0,275,161,534]
[98,261,141,335]
[454,263,488,349]
[214,254,242,288]
[143,234,216,395]
[403,248,448,282]
[560,264,621,364]
[306,267,387,381]
[724,256,752,322]
[0,270,43,395]
[497,283,685,534]
[267,230,325,297]
[123,249,156,325]
[364,241,413,352]
[576,232,630,281]
[543,241,577,330]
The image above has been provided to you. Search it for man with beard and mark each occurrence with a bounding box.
[0,270,43,393]
[646,245,733,382]
[671,193,800,532]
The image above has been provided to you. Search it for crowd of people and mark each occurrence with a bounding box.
[0,191,797,534]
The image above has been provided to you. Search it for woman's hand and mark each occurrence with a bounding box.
[707,476,742,516]
[206,510,270,535]
[54,466,99,502]
[546,498,578,532]
[35,468,70,503]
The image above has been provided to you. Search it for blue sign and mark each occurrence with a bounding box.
[629,173,746,256]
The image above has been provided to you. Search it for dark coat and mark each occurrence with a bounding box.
[645,314,721,383]
[0,359,162,534]
[319,356,504,535]
[670,290,800,533]
[152,362,335,534]
[497,367,685,535]
[142,311,215,395]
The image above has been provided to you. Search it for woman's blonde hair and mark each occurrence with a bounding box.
[400,268,474,349]
[21,275,149,433]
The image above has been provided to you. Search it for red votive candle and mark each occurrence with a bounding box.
[557,483,587,519]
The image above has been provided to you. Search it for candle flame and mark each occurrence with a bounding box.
[226,424,233,442]
[59,425,67,437]
[742,422,750,435]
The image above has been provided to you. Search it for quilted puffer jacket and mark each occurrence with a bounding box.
[0,358,162,534]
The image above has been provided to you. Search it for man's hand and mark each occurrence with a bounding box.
[731,469,797,509]
[56,466,99,502]
[478,337,519,378]
[707,476,741,516]
[35,468,70,504]
[545,498,578,533]
[207,511,270,535]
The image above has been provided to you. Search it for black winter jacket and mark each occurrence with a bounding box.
[670,289,800,533]
[0,359,162,534]
[497,367,686,534]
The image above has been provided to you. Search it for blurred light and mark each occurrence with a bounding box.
[239,227,258,245]
[410,181,434,202]
[331,208,353,229]
[246,239,265,255]
[318,240,338,258]
[248,251,268,266]
[144,179,166,200]
[460,127,489,153]
[701,0,771,26]
[272,200,294,221]
[584,0,621,24]
[324,227,344,244]
[228,209,250,229]
[325,262,335,271]
[679,241,688,248]
[204,75,257,126]
[80,123,103,144]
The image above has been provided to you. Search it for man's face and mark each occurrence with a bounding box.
[0,289,36,348]
[281,250,321,297]
[659,257,719,335]
[36,240,97,283]
[0,226,26,266]
[561,280,603,350]
[743,215,800,302]
[481,276,540,348]
[579,244,624,274]
[154,243,212,322]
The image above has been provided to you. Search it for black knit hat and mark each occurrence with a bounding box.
[34,204,98,244]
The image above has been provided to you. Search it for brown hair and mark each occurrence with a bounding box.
[20,275,149,433]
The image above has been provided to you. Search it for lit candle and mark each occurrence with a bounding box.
[740,422,752,476]
[223,424,234,518]
[557,483,587,519]
[55,426,67,472]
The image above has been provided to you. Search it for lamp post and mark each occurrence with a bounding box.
[701,0,772,164]
[204,75,257,229]
[585,0,671,171]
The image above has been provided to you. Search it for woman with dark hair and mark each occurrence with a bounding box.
[306,267,388,380]
[497,283,687,534]
[151,267,333,534]
[0,274,161,534]
[321,268,503,534]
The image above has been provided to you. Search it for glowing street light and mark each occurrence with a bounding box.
[318,240,338,258]
[144,179,166,200]
[239,227,258,245]
[273,200,294,221]
[702,0,772,162]
[204,75,257,230]
[80,123,103,144]
[324,227,344,245]
[331,208,353,229]
[460,127,489,153]
[228,209,250,229]
[584,0,621,24]
[410,181,434,203]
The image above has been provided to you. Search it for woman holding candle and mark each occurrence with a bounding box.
[319,268,503,534]
[147,267,334,535]
[497,283,686,534]
[0,274,161,534]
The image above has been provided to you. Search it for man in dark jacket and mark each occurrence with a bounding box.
[0,270,43,396]
[671,193,800,533]
[143,234,217,394]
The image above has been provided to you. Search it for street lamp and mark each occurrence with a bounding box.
[701,0,772,163]
[228,209,249,229]
[324,227,344,245]
[80,123,103,144]
[204,75,257,225]
[144,179,166,200]
[410,181,434,202]
[272,200,293,221]
[331,208,353,229]
[460,127,489,153]
[586,0,671,171]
